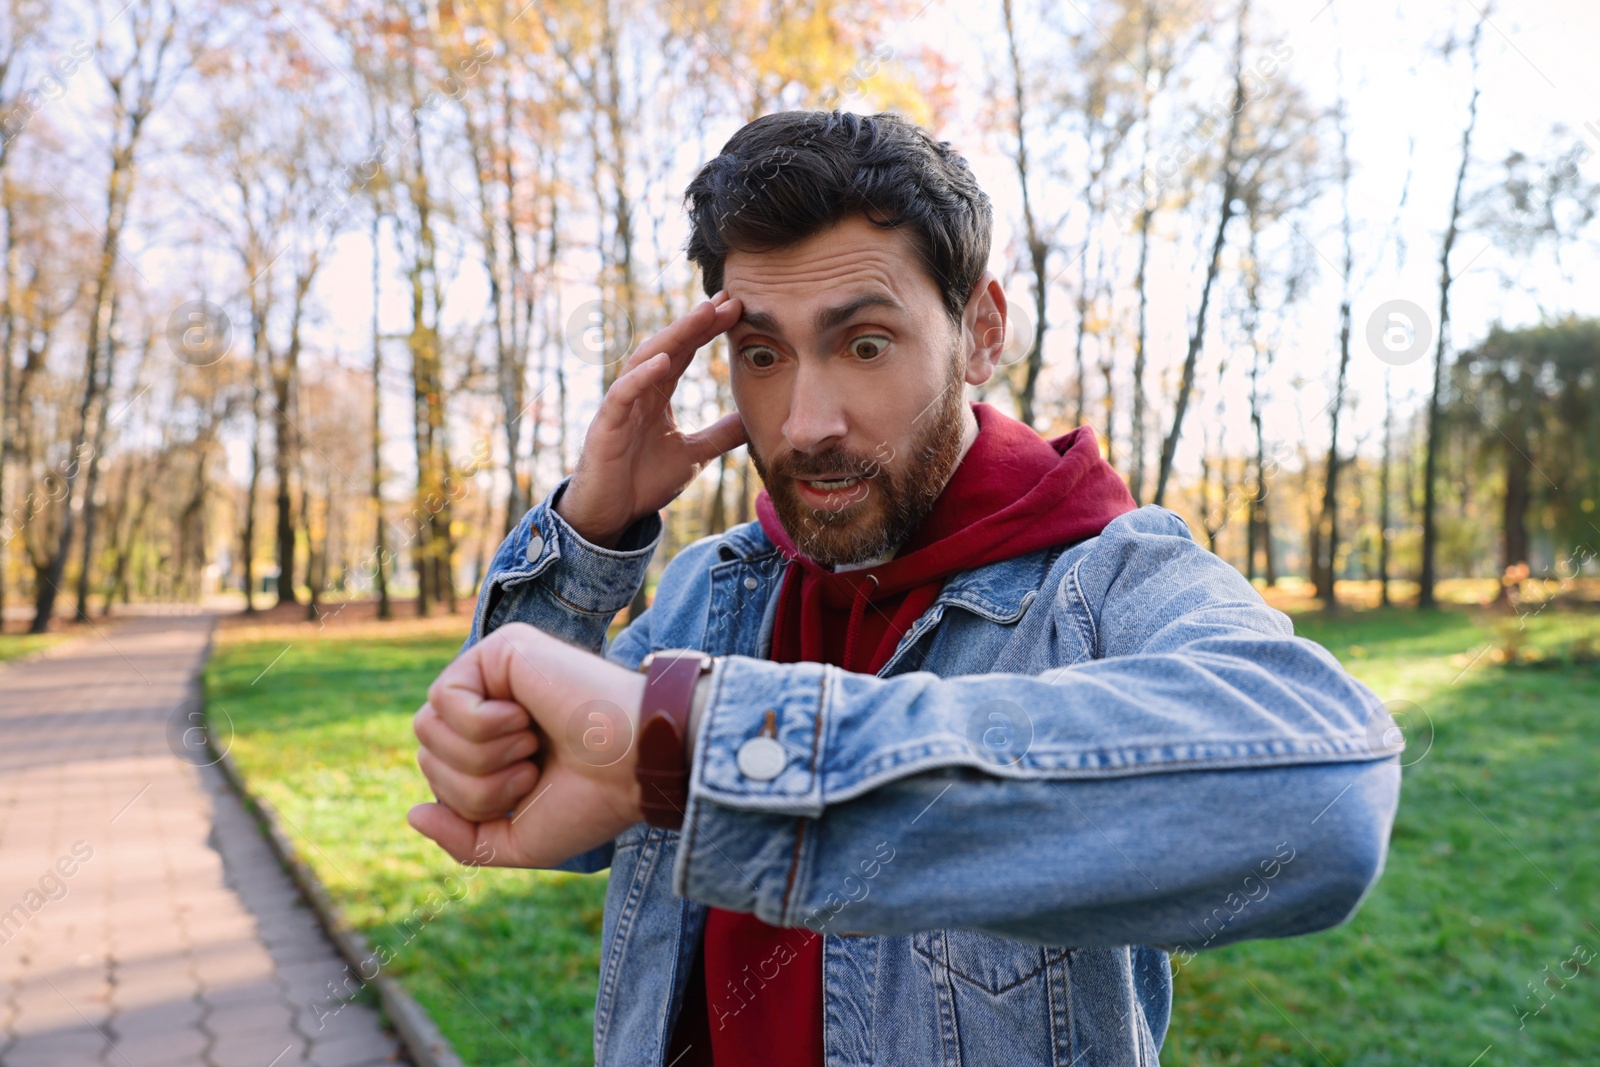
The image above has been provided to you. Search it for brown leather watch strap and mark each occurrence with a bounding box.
[636,650,713,829]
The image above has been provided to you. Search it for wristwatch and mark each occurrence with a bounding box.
[635,650,715,829]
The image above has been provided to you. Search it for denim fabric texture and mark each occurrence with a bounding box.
[465,476,1403,1066]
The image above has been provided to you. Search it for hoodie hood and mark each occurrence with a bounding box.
[755,401,1137,673]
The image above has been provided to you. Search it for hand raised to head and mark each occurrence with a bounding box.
[555,293,747,548]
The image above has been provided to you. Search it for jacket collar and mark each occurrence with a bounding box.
[714,520,1054,625]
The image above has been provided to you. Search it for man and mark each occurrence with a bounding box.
[409,110,1402,1066]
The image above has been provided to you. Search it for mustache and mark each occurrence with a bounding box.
[770,448,891,480]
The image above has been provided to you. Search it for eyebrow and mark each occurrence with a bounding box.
[738,292,905,338]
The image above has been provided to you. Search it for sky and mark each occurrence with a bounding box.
[45,0,1590,495]
[924,0,1600,460]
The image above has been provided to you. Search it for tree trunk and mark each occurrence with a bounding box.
[370,206,391,620]
[1379,370,1393,606]
[1501,434,1531,577]
[466,98,529,532]
[1096,213,1115,464]
[300,471,319,622]
[1003,0,1050,429]
[1315,303,1351,606]
[1128,4,1159,504]
[73,309,118,621]
[599,0,639,396]
[404,88,453,617]
[104,453,159,616]
[1246,298,1269,585]
[241,295,267,613]
[34,145,132,632]
[0,174,15,625]
[32,2,177,628]
[1420,12,1484,610]
[1316,59,1358,609]
[272,345,299,606]
[1070,170,1097,428]
[1154,0,1248,508]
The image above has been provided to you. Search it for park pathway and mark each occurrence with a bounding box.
[0,614,407,1067]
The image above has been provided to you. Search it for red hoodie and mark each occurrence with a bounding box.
[668,402,1137,1066]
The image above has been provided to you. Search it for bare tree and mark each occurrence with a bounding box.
[34,0,186,633]
[367,178,391,619]
[1239,216,1276,585]
[1000,0,1053,430]
[1311,39,1357,607]
[1418,6,1486,610]
[1056,5,1137,435]
[1122,0,1196,502]
[1153,0,1250,508]
[0,0,52,625]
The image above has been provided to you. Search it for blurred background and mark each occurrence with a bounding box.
[1,0,1597,625]
[1,0,1596,1064]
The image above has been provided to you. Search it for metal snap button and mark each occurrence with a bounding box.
[736,736,787,781]
[743,576,758,590]
[525,532,545,563]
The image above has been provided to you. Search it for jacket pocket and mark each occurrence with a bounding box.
[912,928,1071,995]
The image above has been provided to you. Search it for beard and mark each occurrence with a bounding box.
[749,354,968,569]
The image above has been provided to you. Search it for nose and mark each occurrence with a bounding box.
[782,361,850,455]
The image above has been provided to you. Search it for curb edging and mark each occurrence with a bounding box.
[201,679,466,1067]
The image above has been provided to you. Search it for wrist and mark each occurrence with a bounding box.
[554,494,624,550]
[553,478,636,550]
[685,674,711,765]
[617,672,648,822]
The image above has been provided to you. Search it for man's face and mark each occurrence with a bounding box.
[722,215,999,568]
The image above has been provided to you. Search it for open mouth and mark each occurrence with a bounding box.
[796,474,869,506]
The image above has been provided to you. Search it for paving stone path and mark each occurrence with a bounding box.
[0,614,409,1067]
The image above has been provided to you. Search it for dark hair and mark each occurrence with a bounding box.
[683,111,993,324]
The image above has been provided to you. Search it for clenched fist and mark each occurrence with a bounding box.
[408,623,648,869]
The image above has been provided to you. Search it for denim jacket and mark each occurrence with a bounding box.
[465,477,1403,1066]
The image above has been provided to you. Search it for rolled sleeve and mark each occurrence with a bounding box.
[468,476,663,652]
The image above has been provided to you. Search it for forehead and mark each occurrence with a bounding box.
[721,215,942,325]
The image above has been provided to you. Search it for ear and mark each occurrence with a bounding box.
[960,272,1007,387]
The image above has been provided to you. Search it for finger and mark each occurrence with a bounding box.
[406,801,482,863]
[415,702,540,775]
[600,299,744,433]
[616,292,727,378]
[407,803,529,868]
[681,411,748,466]
[594,351,673,434]
[637,297,742,409]
[428,648,540,743]
[665,294,742,376]
[417,697,537,747]
[417,745,539,823]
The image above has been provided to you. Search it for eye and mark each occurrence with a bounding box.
[739,345,780,370]
[850,334,889,361]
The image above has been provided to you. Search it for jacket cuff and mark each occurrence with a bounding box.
[687,656,831,815]
[671,656,829,920]
[472,477,662,641]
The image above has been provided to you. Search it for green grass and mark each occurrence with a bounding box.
[204,607,1600,1066]
[204,630,605,1065]
[0,632,68,663]
[1165,607,1600,1066]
